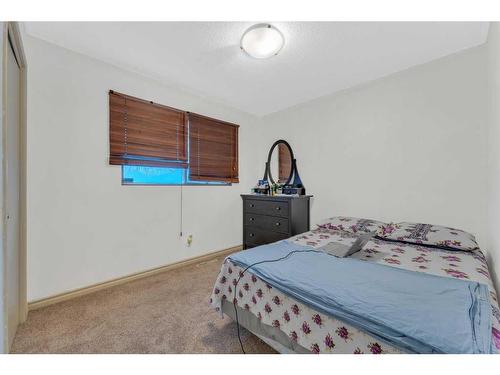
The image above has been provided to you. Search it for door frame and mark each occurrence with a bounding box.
[1,21,27,353]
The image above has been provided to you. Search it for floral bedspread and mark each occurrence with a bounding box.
[210,228,500,354]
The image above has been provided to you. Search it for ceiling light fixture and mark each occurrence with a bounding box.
[240,24,284,59]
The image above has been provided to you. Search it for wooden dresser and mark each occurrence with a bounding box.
[241,194,312,249]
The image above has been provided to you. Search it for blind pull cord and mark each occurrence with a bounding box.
[180,182,183,237]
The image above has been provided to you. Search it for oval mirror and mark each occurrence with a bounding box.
[267,140,293,185]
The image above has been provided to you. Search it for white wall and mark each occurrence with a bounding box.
[486,23,500,293]
[260,45,489,253]
[25,35,262,301]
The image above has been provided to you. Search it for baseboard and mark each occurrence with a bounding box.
[28,245,242,311]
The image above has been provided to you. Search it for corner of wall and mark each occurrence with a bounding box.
[0,20,6,354]
[486,22,500,295]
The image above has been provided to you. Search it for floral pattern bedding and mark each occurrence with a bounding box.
[316,216,386,234]
[210,228,500,354]
[377,222,479,251]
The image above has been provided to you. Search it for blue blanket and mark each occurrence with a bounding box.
[228,240,493,354]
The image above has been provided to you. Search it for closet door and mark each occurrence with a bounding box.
[5,34,21,350]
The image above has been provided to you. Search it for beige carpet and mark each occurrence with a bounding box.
[11,255,276,354]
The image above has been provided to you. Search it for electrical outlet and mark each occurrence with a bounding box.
[187,234,193,247]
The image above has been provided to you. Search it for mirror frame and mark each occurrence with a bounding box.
[262,140,305,193]
[266,140,294,185]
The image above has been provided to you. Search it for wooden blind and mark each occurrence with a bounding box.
[109,91,188,167]
[188,113,239,183]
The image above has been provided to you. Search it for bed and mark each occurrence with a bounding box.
[210,217,500,354]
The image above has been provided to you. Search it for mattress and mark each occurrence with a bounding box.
[210,228,500,354]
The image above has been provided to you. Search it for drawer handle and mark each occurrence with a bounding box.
[275,222,281,226]
[250,217,255,221]
[275,207,281,211]
[249,233,255,237]
[250,204,255,208]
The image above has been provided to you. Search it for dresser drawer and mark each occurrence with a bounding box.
[245,213,289,234]
[245,227,289,246]
[245,199,289,218]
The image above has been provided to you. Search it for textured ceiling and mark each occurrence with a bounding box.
[23,22,489,116]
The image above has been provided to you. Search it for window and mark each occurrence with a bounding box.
[122,166,185,185]
[109,91,239,185]
[122,166,227,185]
